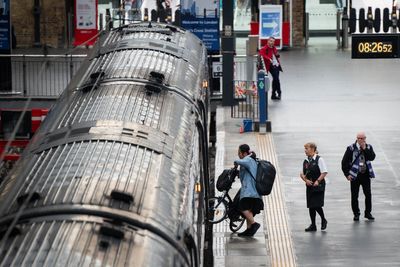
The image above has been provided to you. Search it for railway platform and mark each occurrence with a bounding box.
[1,36,400,267]
[213,37,400,267]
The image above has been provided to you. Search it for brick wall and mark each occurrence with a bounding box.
[11,1,305,48]
[11,0,66,48]
[292,0,304,47]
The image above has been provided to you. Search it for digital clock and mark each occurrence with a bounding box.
[351,34,399,59]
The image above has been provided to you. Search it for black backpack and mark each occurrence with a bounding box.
[246,159,276,196]
[216,168,238,192]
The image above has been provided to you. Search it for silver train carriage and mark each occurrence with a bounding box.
[0,22,211,267]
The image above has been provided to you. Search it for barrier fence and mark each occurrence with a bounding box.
[2,53,262,119]
[0,54,86,97]
[231,55,262,120]
[231,80,259,119]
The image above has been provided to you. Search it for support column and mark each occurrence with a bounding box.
[222,0,234,106]
[33,0,41,47]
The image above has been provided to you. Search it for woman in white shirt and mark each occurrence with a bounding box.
[299,142,328,232]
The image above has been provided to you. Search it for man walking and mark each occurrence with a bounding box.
[341,132,376,221]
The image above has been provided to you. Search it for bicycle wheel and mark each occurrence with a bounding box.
[207,197,228,224]
[229,216,245,233]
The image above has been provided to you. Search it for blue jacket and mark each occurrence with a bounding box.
[234,155,261,199]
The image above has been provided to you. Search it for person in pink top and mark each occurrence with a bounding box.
[259,36,283,100]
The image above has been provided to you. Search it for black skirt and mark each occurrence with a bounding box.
[239,197,264,215]
[306,187,325,208]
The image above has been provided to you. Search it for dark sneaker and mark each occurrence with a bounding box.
[237,228,251,237]
[321,219,328,230]
[364,213,375,220]
[353,214,360,221]
[248,222,260,236]
[305,224,317,232]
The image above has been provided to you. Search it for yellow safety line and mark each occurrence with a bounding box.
[257,134,297,267]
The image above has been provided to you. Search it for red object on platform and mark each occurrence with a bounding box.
[3,154,21,161]
[282,22,290,46]
[31,109,48,132]
[250,21,259,35]
[0,140,29,162]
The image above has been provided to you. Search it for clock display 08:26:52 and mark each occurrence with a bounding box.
[357,42,392,53]
[351,34,399,58]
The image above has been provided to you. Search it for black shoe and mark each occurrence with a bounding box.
[305,224,317,232]
[364,213,375,220]
[271,95,278,100]
[238,222,261,237]
[237,228,251,237]
[275,95,281,100]
[248,222,260,236]
[321,219,328,230]
[353,214,360,221]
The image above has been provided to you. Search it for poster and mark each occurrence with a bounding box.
[74,0,98,46]
[141,0,180,22]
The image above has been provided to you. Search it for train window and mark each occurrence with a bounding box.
[1,111,32,139]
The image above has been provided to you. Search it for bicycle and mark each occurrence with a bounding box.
[207,168,246,232]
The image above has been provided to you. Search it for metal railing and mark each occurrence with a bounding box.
[0,54,87,97]
[231,80,259,119]
[234,55,258,82]
[2,53,258,102]
[231,55,261,119]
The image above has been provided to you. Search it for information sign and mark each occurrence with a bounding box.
[180,0,220,53]
[0,0,11,51]
[259,5,282,40]
[0,0,12,92]
[74,0,98,46]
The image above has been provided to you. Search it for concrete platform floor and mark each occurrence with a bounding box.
[215,36,400,267]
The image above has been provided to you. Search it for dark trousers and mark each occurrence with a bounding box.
[269,66,281,97]
[350,173,372,215]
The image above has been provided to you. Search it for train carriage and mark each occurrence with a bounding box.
[0,22,211,267]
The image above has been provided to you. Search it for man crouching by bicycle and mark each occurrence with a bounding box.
[234,144,264,237]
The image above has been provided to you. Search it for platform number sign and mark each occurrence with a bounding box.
[212,62,223,78]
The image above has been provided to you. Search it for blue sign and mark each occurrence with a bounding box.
[261,12,280,38]
[181,17,220,53]
[0,0,11,51]
[0,0,12,91]
[180,0,220,53]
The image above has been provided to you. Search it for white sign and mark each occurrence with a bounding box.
[212,62,222,78]
[76,0,96,30]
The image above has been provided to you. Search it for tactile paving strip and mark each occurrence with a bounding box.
[258,134,297,267]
